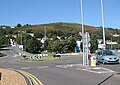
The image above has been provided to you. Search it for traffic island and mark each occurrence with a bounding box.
[22,57,65,62]
[0,68,27,85]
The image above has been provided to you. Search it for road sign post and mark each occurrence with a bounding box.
[82,32,90,66]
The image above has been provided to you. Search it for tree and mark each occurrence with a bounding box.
[50,40,64,53]
[26,37,42,53]
[49,37,77,53]
[34,31,44,38]
[17,23,22,27]
[26,29,33,33]
[65,37,77,52]
[80,42,83,52]
[16,35,21,45]
[89,37,98,53]
[0,35,9,47]
[24,24,31,27]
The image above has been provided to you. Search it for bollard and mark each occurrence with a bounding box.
[90,56,96,66]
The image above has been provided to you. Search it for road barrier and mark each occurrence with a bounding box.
[30,55,41,59]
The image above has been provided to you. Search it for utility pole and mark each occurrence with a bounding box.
[44,26,47,40]
[21,31,23,56]
[21,31,22,45]
[111,36,112,50]
[101,0,106,49]
[44,26,47,56]
[24,31,26,52]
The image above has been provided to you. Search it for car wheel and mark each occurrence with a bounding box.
[96,62,99,65]
[102,61,105,65]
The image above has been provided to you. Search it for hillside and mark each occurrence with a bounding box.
[14,22,120,39]
[0,22,120,49]
[15,22,97,32]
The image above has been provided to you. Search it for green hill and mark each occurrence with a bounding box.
[15,22,97,32]
[0,22,120,50]
[15,22,120,38]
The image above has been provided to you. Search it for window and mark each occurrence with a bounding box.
[98,51,102,55]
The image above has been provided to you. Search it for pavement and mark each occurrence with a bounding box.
[0,68,27,85]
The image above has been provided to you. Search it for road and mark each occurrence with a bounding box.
[0,46,120,85]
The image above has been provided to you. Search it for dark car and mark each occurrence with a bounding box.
[53,54,61,58]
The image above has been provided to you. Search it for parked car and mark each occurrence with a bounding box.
[53,54,61,58]
[95,50,119,64]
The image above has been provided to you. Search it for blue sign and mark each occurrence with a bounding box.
[76,46,80,52]
[93,57,96,60]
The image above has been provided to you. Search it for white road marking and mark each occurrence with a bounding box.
[92,67,101,70]
[76,67,115,74]
[21,67,31,69]
[100,67,115,73]
[10,50,18,57]
[51,64,115,74]
[76,68,102,74]
[56,65,68,68]
[56,64,74,68]
[38,66,49,69]
[7,68,14,70]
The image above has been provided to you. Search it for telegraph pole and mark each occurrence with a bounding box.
[44,26,47,40]
[44,26,47,55]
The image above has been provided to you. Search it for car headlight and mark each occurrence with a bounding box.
[116,57,119,60]
[106,58,110,60]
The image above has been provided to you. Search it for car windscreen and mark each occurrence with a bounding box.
[103,51,113,55]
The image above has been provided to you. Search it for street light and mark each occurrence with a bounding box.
[101,0,106,49]
[81,0,84,34]
[80,0,86,65]
[111,36,112,50]
[44,26,47,56]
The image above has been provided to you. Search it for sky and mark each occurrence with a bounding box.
[0,0,120,29]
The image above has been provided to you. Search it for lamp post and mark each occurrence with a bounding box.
[44,26,47,56]
[80,0,86,65]
[81,0,84,34]
[111,37,112,50]
[18,31,23,56]
[101,0,106,49]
